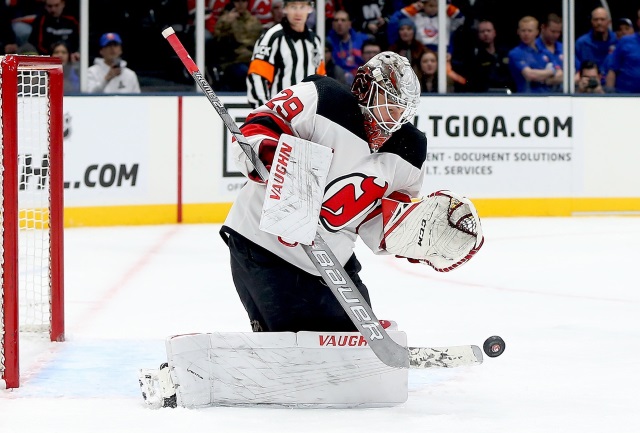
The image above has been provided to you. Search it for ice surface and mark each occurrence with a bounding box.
[2,218,639,433]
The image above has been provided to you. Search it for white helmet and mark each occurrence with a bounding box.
[351,51,420,151]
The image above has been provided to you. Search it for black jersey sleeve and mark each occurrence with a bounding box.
[303,75,369,143]
[381,124,428,170]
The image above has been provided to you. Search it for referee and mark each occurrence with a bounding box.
[246,0,325,108]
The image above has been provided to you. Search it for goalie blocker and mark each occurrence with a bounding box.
[381,190,484,272]
[259,134,333,245]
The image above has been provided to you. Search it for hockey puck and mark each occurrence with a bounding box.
[483,336,505,358]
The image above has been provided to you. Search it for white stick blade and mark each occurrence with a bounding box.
[408,345,483,368]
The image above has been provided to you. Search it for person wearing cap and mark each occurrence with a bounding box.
[614,18,635,39]
[606,8,640,93]
[389,17,426,66]
[600,17,636,83]
[86,33,140,94]
[246,0,324,107]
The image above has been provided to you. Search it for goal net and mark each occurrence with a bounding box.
[0,55,64,389]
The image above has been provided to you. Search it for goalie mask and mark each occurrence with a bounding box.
[351,51,420,151]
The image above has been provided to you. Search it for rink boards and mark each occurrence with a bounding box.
[21,94,639,227]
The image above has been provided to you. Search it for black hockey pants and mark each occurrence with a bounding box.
[220,227,371,332]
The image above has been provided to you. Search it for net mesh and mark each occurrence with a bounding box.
[1,64,53,384]
[17,70,52,332]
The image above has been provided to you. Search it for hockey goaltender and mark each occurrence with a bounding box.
[139,47,485,409]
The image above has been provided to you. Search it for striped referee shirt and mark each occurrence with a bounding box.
[247,19,325,108]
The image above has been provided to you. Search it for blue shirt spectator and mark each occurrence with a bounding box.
[606,33,640,93]
[327,10,372,78]
[602,17,636,79]
[535,14,563,68]
[535,26,563,93]
[575,7,617,79]
[535,37,562,67]
[508,16,561,93]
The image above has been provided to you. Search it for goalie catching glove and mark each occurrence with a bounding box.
[381,190,484,272]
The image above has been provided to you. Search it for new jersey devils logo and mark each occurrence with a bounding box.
[320,174,388,232]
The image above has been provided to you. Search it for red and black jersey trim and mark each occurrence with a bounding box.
[242,112,294,138]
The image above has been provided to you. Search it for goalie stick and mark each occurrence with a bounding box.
[162,27,483,369]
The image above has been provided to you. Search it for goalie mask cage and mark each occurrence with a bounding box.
[0,55,64,389]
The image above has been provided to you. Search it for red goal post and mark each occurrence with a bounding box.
[1,55,64,389]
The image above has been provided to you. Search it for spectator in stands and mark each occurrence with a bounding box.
[188,0,230,39]
[536,13,563,92]
[326,0,344,21]
[51,41,79,94]
[575,7,616,79]
[413,49,439,93]
[508,16,562,94]
[214,0,263,91]
[605,9,640,94]
[327,10,372,80]
[263,0,285,30]
[614,17,635,40]
[537,13,563,66]
[576,61,604,94]
[361,39,382,64]
[388,0,464,52]
[323,39,348,86]
[28,0,79,60]
[250,0,275,28]
[466,19,513,93]
[87,33,141,94]
[187,0,231,88]
[9,0,44,48]
[389,17,427,66]
[17,42,38,55]
[345,0,394,49]
[601,17,636,80]
[1,1,18,54]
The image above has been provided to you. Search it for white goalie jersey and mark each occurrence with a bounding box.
[223,75,428,275]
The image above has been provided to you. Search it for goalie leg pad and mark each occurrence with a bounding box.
[161,331,409,408]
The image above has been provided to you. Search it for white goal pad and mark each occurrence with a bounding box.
[259,134,333,245]
[164,331,408,408]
